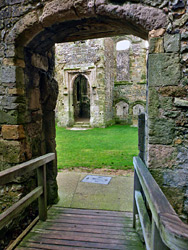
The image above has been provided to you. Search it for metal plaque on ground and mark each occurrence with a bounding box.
[81,175,112,185]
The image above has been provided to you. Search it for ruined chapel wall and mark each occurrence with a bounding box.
[55,39,108,127]
[55,36,147,127]
[113,36,147,125]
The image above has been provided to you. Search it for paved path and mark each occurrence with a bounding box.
[56,171,134,211]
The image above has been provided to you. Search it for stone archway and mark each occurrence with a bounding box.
[0,0,188,222]
[73,74,90,121]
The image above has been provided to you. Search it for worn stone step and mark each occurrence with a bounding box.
[73,122,90,128]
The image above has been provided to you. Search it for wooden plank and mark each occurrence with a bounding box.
[19,241,143,250]
[135,190,151,250]
[47,213,132,223]
[37,165,47,221]
[53,206,131,217]
[26,238,140,250]
[48,211,132,220]
[34,222,136,233]
[0,186,43,230]
[46,218,131,227]
[16,248,42,250]
[0,153,55,185]
[26,232,130,245]
[133,156,188,250]
[17,246,107,250]
[133,169,141,228]
[31,229,141,241]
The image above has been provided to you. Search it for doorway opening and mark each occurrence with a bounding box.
[73,74,90,122]
[55,35,148,211]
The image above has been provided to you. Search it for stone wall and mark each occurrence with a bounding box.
[147,31,188,221]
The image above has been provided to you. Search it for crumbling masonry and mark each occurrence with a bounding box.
[55,35,147,127]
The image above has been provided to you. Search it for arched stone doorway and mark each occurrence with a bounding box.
[73,75,90,122]
[0,0,187,222]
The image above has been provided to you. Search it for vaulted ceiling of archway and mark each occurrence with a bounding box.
[13,0,167,54]
[26,17,148,53]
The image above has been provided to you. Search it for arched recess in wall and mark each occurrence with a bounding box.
[73,74,90,121]
[129,101,146,115]
[5,1,167,204]
[115,101,129,117]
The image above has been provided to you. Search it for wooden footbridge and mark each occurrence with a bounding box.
[0,153,188,250]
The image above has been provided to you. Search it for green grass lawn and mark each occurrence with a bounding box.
[56,125,138,170]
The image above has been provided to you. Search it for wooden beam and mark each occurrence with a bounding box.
[0,153,55,186]
[151,217,169,250]
[37,165,47,221]
[135,190,151,250]
[133,156,188,250]
[133,170,141,229]
[0,186,43,230]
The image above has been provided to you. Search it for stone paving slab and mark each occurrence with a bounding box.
[56,171,134,211]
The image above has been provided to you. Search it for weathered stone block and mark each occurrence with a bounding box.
[1,65,16,83]
[29,88,41,110]
[148,28,165,38]
[159,86,187,97]
[148,87,159,118]
[0,139,25,163]
[174,98,188,107]
[160,96,173,111]
[0,6,11,19]
[2,125,25,140]
[164,33,180,53]
[149,37,164,53]
[177,146,188,169]
[6,0,23,5]
[0,110,18,124]
[31,53,48,71]
[8,88,24,95]
[148,53,181,87]
[4,44,15,58]
[148,144,177,169]
[149,118,175,144]
[0,0,6,8]
[163,169,188,187]
[25,123,42,138]
[181,32,188,40]
[162,186,185,215]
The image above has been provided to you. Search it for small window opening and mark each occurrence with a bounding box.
[116,40,131,51]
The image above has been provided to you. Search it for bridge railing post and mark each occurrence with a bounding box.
[151,217,170,250]
[138,112,145,163]
[133,169,141,228]
[37,164,47,221]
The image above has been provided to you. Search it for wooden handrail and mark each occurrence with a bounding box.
[133,156,188,250]
[0,153,55,230]
[0,153,55,186]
